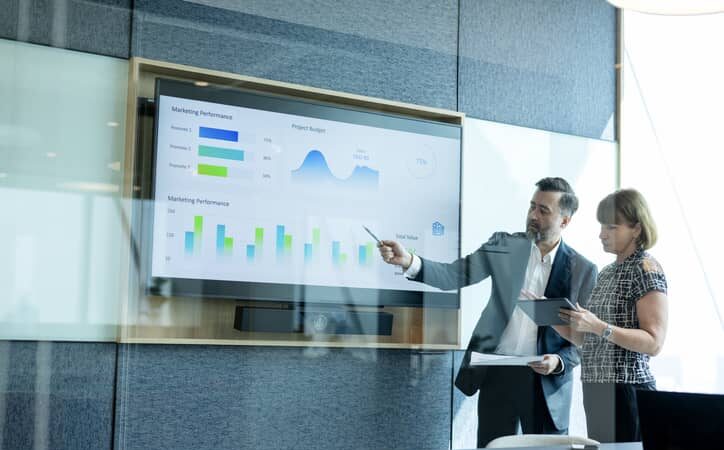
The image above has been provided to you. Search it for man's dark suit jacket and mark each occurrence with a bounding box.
[412,232,597,430]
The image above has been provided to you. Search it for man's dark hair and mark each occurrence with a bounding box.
[535,177,579,216]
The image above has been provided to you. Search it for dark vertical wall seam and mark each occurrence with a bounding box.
[456,0,461,113]
[109,344,119,450]
[128,0,136,59]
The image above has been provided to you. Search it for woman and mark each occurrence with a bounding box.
[555,189,669,443]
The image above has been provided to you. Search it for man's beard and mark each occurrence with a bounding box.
[526,220,548,242]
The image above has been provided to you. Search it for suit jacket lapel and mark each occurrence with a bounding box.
[538,240,572,347]
[544,240,571,300]
[503,236,533,320]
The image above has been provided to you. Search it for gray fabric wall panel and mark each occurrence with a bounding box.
[459,0,616,140]
[131,0,458,110]
[0,341,116,450]
[0,0,132,58]
[116,344,452,450]
[0,0,19,39]
[451,350,477,449]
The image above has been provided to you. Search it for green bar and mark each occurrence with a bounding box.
[284,234,292,251]
[366,243,374,264]
[199,145,244,161]
[255,227,264,247]
[193,216,203,252]
[198,163,228,177]
[224,237,233,252]
[312,228,321,247]
[340,253,347,264]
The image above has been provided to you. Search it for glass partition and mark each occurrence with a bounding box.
[0,39,128,341]
[621,11,724,394]
[453,117,617,447]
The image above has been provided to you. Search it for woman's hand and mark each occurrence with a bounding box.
[559,303,607,336]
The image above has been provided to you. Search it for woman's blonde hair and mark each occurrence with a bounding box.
[597,189,658,250]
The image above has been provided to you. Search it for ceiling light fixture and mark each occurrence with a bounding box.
[607,0,724,15]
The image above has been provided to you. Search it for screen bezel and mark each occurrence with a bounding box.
[146,78,462,308]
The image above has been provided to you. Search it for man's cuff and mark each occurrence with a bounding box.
[552,355,565,375]
[403,254,421,279]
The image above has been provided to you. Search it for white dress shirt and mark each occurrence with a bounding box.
[405,240,564,367]
[495,241,558,356]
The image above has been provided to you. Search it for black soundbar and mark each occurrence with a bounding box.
[233,305,393,336]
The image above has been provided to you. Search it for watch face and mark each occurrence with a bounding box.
[603,325,613,339]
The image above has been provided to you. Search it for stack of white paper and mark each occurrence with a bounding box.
[469,352,544,366]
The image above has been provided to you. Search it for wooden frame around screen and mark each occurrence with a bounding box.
[119,57,463,348]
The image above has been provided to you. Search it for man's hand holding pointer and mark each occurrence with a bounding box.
[377,240,413,270]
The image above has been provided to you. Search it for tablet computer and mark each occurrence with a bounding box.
[516,297,577,326]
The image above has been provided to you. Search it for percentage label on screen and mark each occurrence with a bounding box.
[407,150,436,179]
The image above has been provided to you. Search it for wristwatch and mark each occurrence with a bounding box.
[601,323,613,340]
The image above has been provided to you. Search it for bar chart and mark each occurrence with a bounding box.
[181,218,378,269]
[194,125,261,181]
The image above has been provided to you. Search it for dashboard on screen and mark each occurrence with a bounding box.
[148,78,461,307]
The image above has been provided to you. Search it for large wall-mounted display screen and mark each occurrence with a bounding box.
[148,78,461,307]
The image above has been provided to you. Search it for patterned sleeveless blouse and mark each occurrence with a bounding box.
[581,248,667,384]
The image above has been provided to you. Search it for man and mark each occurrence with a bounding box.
[378,177,597,448]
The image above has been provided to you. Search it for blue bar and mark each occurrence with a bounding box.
[199,126,238,142]
[304,243,313,262]
[276,225,285,257]
[246,244,255,261]
[185,231,194,254]
[358,245,366,265]
[332,241,340,265]
[216,224,225,255]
